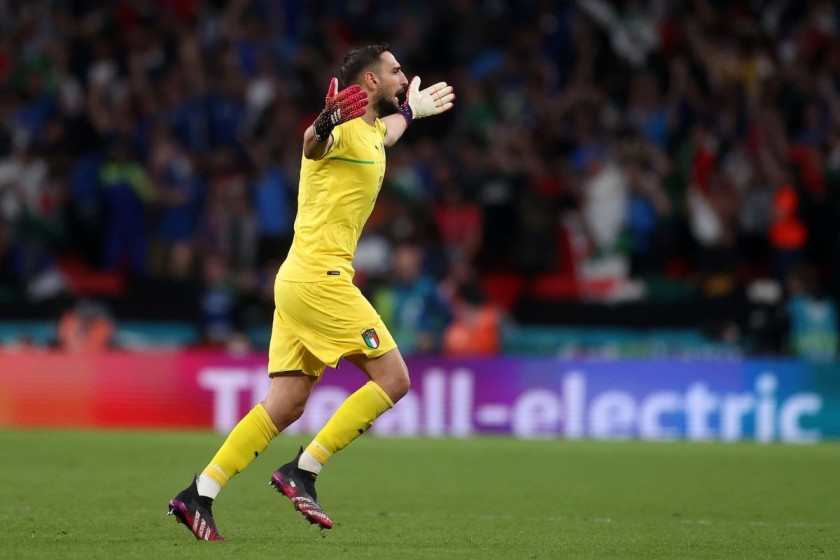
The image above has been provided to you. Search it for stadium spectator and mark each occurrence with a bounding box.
[250,144,294,268]
[98,141,155,274]
[623,155,671,277]
[433,170,483,264]
[785,265,839,362]
[57,300,114,352]
[373,241,452,354]
[769,184,808,282]
[198,252,239,347]
[443,282,502,356]
[148,124,203,278]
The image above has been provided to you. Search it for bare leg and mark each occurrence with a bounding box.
[345,348,411,404]
[271,349,411,529]
[261,372,318,430]
[301,347,410,469]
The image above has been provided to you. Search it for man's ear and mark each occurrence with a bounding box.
[364,70,378,88]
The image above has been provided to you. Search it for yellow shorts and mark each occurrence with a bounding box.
[267,276,397,378]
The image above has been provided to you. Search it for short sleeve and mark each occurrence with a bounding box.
[329,124,343,154]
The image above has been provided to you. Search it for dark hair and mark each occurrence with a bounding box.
[457,281,486,306]
[340,44,390,87]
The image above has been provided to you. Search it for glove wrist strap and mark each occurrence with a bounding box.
[313,118,332,142]
[398,103,413,125]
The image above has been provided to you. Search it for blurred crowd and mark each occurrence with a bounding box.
[0,0,839,358]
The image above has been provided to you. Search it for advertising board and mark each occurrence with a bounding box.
[1,352,837,442]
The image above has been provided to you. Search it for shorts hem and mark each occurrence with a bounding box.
[268,369,307,378]
[334,341,397,365]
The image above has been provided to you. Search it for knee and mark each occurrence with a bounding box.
[384,367,410,404]
[285,401,307,424]
[264,400,306,431]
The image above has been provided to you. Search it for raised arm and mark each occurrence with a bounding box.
[383,76,455,147]
[303,77,369,160]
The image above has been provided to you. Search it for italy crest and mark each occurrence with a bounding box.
[361,328,380,349]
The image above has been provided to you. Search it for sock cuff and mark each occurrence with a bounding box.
[366,380,395,409]
[254,403,280,438]
[201,465,229,488]
[304,442,331,466]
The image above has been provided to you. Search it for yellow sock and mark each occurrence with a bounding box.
[305,381,394,465]
[202,403,279,487]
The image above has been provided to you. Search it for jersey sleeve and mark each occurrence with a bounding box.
[375,118,387,140]
[328,123,345,156]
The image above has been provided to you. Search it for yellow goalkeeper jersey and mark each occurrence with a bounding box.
[278,117,387,281]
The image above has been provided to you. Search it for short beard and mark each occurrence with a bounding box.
[373,94,400,117]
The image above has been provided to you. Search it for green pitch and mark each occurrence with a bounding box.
[2,430,838,559]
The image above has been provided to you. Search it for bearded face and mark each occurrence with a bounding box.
[367,51,407,118]
[372,88,403,117]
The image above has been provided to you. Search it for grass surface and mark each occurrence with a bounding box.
[2,429,839,559]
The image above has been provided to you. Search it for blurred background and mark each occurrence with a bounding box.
[1,0,839,413]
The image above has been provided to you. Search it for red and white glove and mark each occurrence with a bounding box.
[313,77,369,142]
[399,77,455,124]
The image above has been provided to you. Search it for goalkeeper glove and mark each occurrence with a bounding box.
[398,77,455,124]
[313,77,369,142]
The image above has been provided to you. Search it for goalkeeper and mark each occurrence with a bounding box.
[168,44,455,540]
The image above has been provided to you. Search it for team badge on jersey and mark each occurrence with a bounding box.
[361,328,380,349]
